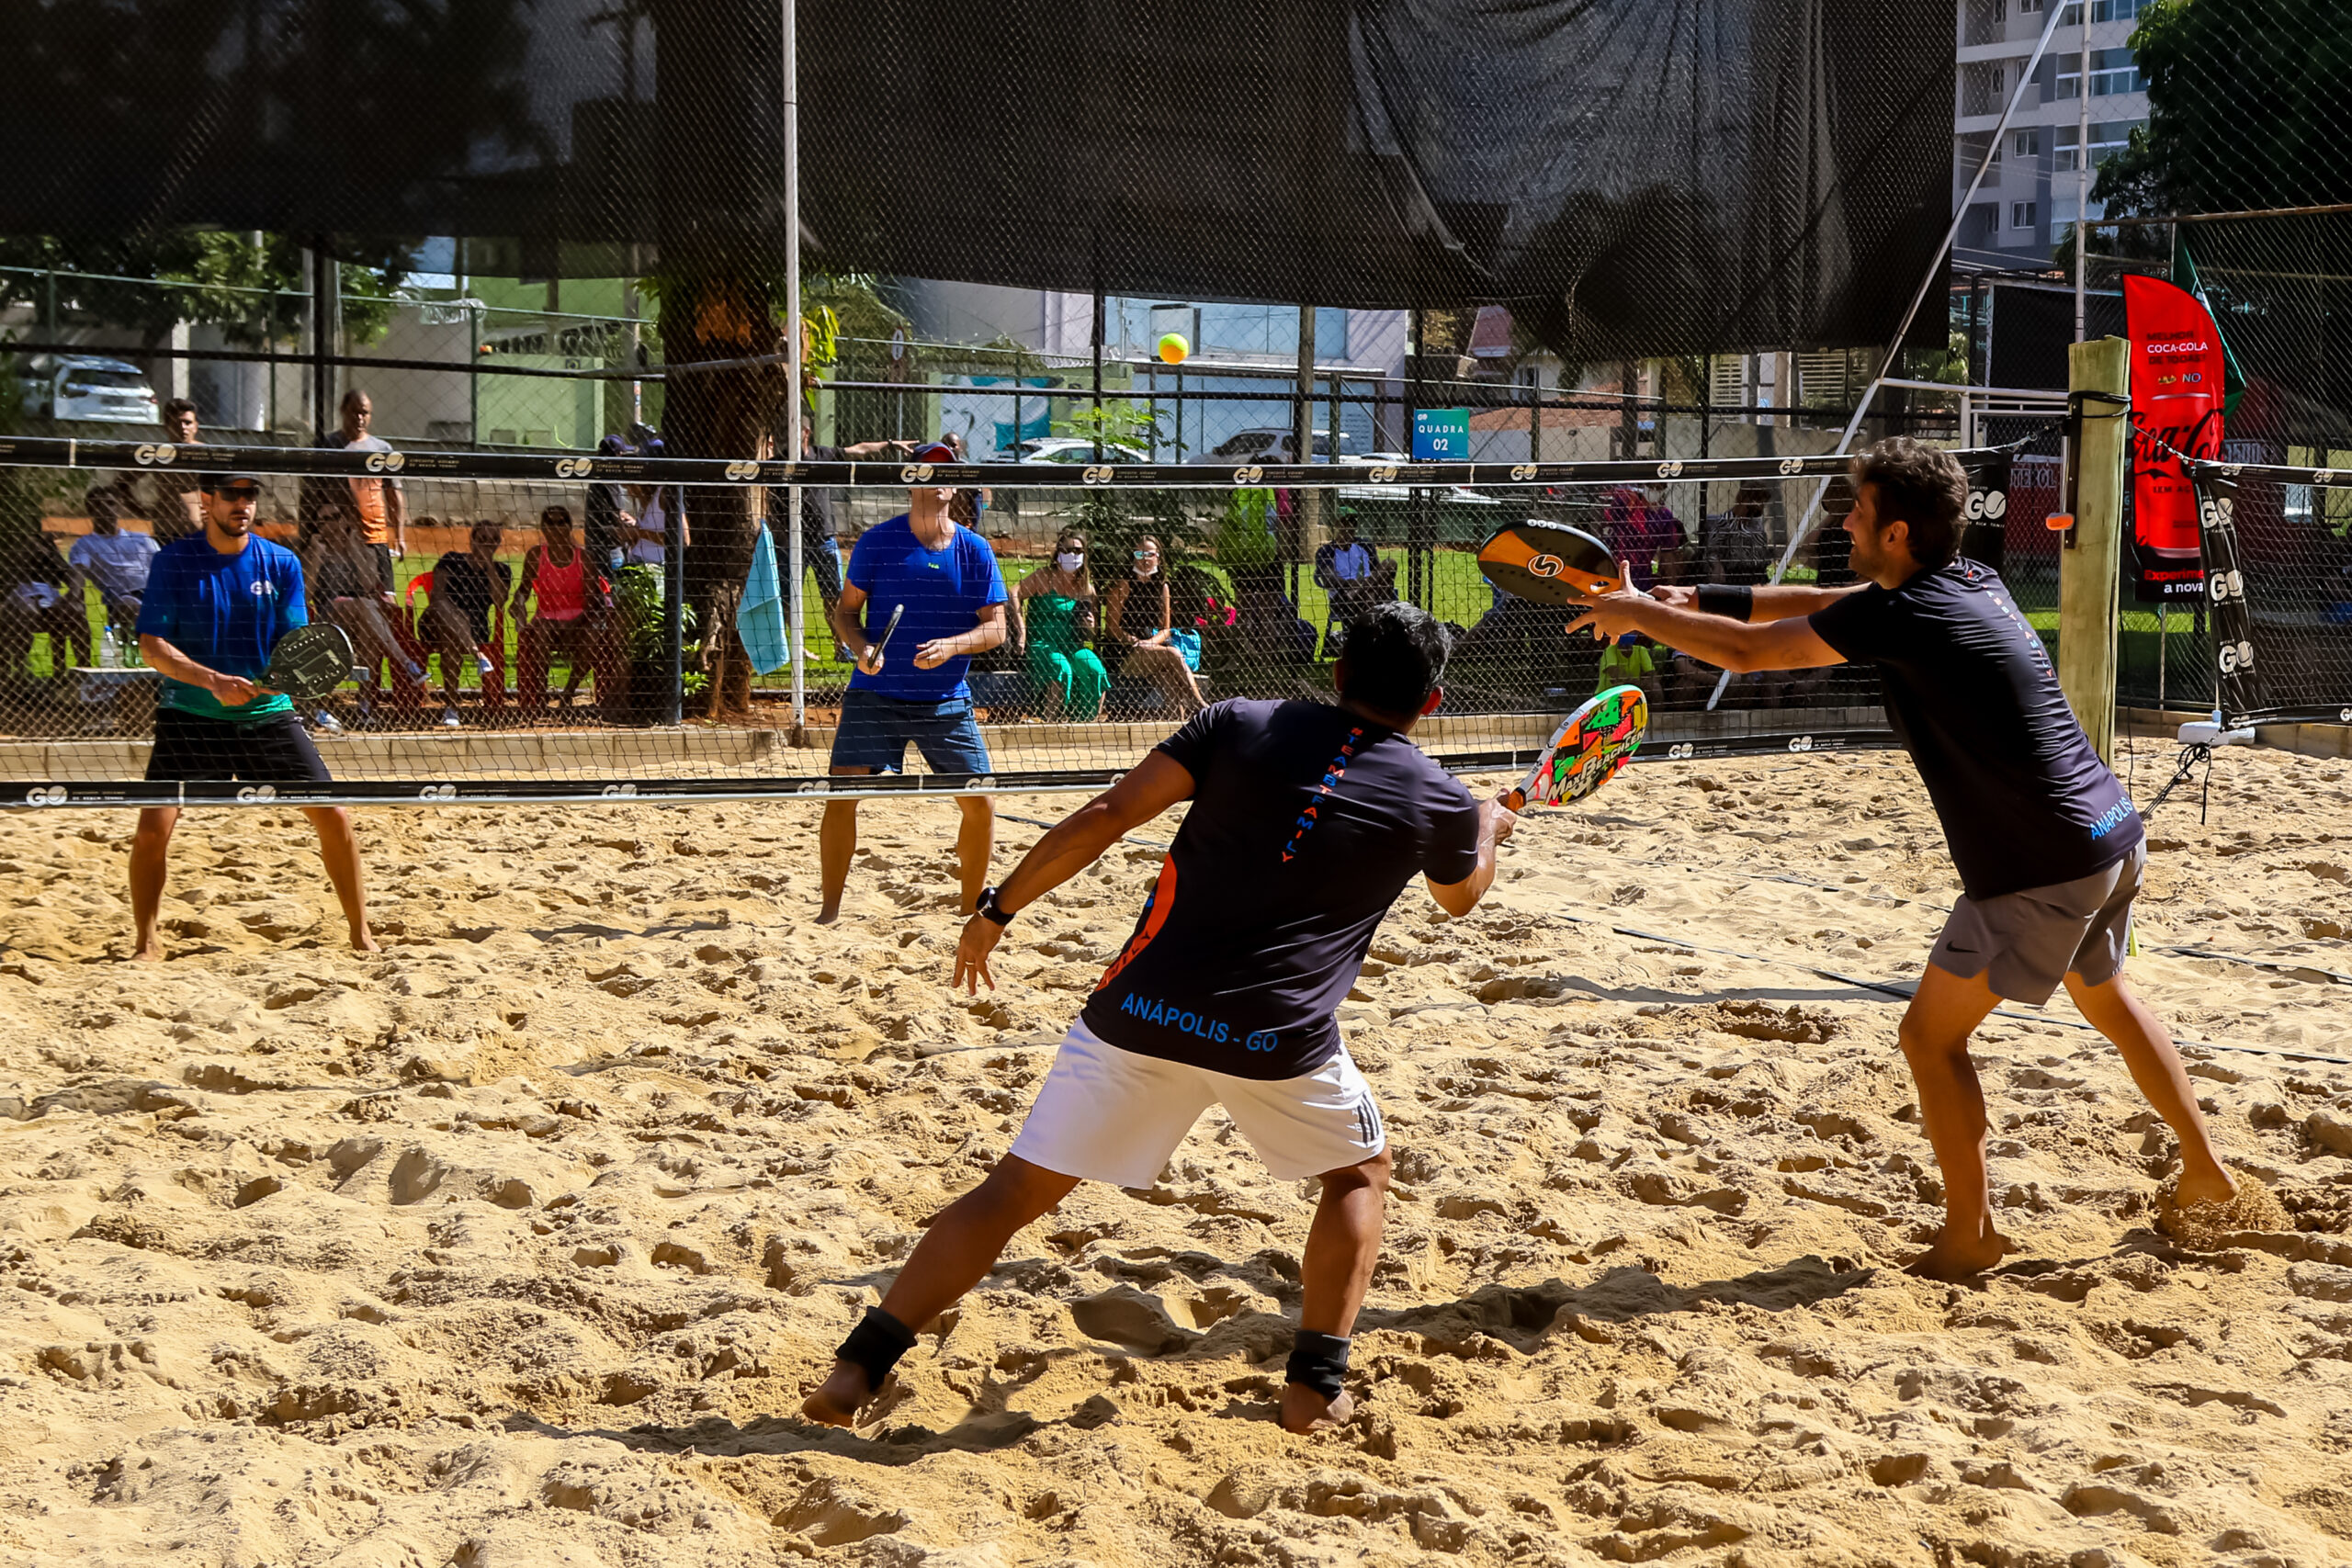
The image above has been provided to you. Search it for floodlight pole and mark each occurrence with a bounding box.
[784,0,806,737]
[2075,0,2092,344]
[1703,0,2073,711]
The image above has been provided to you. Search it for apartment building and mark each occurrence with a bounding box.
[1953,0,2153,268]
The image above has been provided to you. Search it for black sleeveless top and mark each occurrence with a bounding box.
[1118,574,1169,641]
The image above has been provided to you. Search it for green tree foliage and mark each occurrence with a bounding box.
[0,232,409,347]
[2096,0,2352,215]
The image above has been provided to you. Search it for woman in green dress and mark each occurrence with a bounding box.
[1012,529,1108,721]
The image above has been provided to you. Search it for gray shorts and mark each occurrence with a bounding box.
[1928,841,2145,1005]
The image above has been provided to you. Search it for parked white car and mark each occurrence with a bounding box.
[1015,437,1152,466]
[1208,427,1356,463]
[17,356,161,424]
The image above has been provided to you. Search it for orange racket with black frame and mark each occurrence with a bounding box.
[1476,519,1622,604]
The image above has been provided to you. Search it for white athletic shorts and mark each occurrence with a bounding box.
[1009,1018,1386,1189]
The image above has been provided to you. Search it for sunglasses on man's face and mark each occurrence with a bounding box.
[216,486,261,502]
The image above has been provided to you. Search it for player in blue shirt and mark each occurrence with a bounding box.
[1567,437,2247,1277]
[817,442,1010,923]
[129,471,377,962]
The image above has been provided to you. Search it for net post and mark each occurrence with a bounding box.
[2062,335,2130,764]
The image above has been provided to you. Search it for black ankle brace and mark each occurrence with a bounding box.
[837,1307,918,1391]
[1284,1330,1351,1400]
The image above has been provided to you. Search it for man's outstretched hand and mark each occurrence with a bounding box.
[953,914,1004,995]
[1565,559,1650,642]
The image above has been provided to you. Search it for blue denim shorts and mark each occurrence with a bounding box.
[830,688,994,776]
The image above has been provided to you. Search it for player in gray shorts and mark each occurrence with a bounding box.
[1570,438,2244,1279]
[1930,841,2146,1005]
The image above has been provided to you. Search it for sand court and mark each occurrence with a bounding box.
[2,738,2350,1564]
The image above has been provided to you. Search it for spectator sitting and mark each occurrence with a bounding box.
[1605,486,1682,593]
[1597,631,1659,703]
[513,504,619,716]
[1695,482,1773,585]
[69,483,160,632]
[1101,533,1204,717]
[419,520,513,729]
[0,530,85,684]
[304,504,425,727]
[1013,529,1108,722]
[1312,510,1396,652]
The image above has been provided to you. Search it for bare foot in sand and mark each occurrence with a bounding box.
[2158,1166,2287,1249]
[1905,1228,2014,1281]
[351,929,381,953]
[801,1359,871,1427]
[1281,1383,1352,1434]
[128,942,165,964]
[2172,1160,2237,1210]
[815,904,842,927]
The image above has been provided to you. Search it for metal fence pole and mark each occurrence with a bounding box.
[784,0,806,736]
[665,484,684,728]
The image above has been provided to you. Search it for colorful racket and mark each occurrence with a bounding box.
[1503,683,1648,810]
[1477,520,1621,604]
[262,622,356,702]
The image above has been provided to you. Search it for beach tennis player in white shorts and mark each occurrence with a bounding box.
[802,604,1518,1435]
[1566,436,2243,1280]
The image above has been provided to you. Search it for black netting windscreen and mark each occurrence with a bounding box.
[4,0,1952,352]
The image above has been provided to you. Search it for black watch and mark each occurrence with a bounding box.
[975,886,1015,925]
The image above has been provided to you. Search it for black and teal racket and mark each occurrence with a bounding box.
[263,623,356,702]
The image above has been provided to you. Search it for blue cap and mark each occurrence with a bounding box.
[1617,631,1640,647]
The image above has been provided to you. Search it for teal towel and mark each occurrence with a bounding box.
[740,523,789,674]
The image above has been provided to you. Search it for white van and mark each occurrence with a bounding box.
[17,356,161,424]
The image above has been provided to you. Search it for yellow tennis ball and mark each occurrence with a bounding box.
[1157,332,1190,366]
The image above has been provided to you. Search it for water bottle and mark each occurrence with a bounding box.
[97,626,119,669]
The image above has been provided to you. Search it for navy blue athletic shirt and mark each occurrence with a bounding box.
[1809,557,2143,900]
[1081,698,1480,1079]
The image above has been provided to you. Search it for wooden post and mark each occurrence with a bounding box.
[2061,335,2129,764]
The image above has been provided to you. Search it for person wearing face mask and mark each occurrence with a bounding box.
[1012,530,1108,723]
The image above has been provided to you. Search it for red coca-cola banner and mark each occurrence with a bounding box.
[2125,275,2225,603]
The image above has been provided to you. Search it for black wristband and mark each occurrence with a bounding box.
[1284,1330,1352,1400]
[1695,583,1756,621]
[836,1306,918,1392]
[976,886,1015,925]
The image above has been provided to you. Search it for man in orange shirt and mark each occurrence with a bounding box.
[317,389,407,593]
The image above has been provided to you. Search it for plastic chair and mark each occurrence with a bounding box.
[405,570,510,707]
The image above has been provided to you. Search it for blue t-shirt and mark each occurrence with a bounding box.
[135,534,308,722]
[844,514,1008,702]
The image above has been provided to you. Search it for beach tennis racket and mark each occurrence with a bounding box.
[1503,683,1648,810]
[1477,520,1622,604]
[876,603,905,653]
[262,623,356,702]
